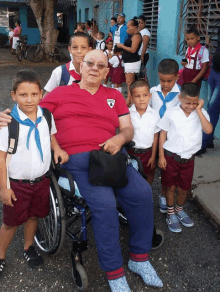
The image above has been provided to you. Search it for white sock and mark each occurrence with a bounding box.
[103,84,107,87]
[111,84,115,88]
[118,87,122,93]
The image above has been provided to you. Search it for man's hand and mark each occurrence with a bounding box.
[147,156,156,170]
[196,99,204,112]
[54,148,69,165]
[158,156,167,170]
[0,188,17,207]
[99,135,125,155]
[0,109,12,129]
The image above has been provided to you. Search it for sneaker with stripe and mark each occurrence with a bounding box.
[176,210,194,227]
[166,214,182,233]
[23,246,43,268]
[0,259,6,277]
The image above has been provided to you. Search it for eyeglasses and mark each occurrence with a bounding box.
[83,60,107,70]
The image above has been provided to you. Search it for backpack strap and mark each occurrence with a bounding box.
[8,115,19,155]
[42,107,52,135]
[59,64,70,86]
[100,40,105,50]
[117,55,122,67]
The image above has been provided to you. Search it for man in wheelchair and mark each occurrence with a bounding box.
[0,50,163,291]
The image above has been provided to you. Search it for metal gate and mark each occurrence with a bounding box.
[93,0,123,37]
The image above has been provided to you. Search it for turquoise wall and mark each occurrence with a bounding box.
[77,0,93,23]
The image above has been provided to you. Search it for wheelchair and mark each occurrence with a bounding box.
[34,146,146,291]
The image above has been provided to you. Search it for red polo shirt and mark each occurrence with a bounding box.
[40,83,129,155]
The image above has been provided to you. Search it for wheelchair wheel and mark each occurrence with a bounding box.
[35,173,66,255]
[72,261,89,291]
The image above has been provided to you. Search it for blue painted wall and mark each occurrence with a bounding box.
[77,0,93,23]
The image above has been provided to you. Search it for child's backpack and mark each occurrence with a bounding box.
[198,46,212,81]
[8,108,52,155]
[99,40,106,51]
[59,63,81,86]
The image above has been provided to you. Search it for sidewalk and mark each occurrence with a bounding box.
[193,139,220,228]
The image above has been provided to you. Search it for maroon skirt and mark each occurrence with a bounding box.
[111,66,126,84]
[107,62,113,77]
[182,67,202,88]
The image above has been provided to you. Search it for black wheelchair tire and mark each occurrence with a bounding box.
[72,261,89,291]
[16,45,22,61]
[34,173,66,255]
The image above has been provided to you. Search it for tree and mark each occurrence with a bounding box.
[29,0,59,58]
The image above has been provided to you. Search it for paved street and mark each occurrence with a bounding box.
[0,48,220,292]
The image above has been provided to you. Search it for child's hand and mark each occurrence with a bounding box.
[54,148,69,165]
[196,99,204,112]
[0,188,17,207]
[147,156,156,170]
[108,52,113,58]
[158,156,167,170]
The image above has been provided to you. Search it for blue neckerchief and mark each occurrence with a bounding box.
[11,104,44,162]
[157,85,181,118]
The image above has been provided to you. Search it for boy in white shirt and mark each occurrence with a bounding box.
[150,59,180,213]
[91,31,105,51]
[158,83,212,233]
[44,32,92,95]
[0,70,69,276]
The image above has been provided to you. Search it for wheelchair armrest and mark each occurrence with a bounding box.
[58,167,76,195]
[124,141,135,151]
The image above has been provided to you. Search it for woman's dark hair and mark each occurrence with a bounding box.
[158,59,179,75]
[129,17,139,27]
[69,32,90,46]
[130,79,150,95]
[113,45,123,54]
[186,26,199,36]
[15,20,21,26]
[181,82,200,97]
[86,20,91,27]
[12,70,41,92]
[138,15,146,23]
[111,17,117,23]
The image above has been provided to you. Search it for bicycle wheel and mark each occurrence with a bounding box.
[27,45,44,62]
[22,44,28,59]
[35,173,66,255]
[16,45,22,61]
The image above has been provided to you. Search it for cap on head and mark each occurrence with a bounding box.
[117,12,126,18]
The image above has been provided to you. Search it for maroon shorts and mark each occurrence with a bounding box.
[128,149,155,178]
[161,155,195,191]
[3,177,50,227]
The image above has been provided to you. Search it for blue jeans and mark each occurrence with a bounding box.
[202,69,220,148]
[63,151,154,272]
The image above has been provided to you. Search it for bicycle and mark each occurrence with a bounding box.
[16,35,28,61]
[27,36,66,63]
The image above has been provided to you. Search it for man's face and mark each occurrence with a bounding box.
[117,15,125,25]
[80,50,109,85]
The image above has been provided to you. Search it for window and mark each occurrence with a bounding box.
[142,0,159,50]
[177,0,220,55]
[27,8,38,28]
[0,7,8,27]
[85,8,89,22]
[79,9,81,22]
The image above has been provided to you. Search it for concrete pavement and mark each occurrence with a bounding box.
[193,139,220,228]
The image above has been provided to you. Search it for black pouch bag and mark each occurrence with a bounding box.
[89,150,128,188]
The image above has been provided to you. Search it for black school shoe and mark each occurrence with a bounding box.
[23,246,43,268]
[0,259,6,277]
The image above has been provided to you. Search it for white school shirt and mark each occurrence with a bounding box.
[113,25,123,47]
[104,49,113,59]
[9,31,14,38]
[157,105,210,159]
[0,105,57,180]
[138,28,151,55]
[185,47,209,70]
[44,62,79,92]
[109,55,124,68]
[129,104,160,149]
[96,39,105,50]
[150,83,180,115]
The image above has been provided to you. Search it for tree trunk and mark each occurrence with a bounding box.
[29,0,59,60]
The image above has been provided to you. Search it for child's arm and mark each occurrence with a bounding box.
[0,151,17,207]
[147,132,158,169]
[158,130,167,170]
[196,99,213,134]
[90,33,98,41]
[51,135,69,164]
[192,62,209,83]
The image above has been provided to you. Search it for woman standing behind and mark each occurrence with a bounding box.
[117,18,142,104]
[12,21,22,54]
[138,15,151,79]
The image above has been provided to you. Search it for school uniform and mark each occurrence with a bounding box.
[104,49,114,78]
[157,105,210,190]
[44,61,81,92]
[96,39,105,50]
[182,44,209,87]
[150,83,180,118]
[128,104,160,177]
[109,55,125,84]
[0,105,57,227]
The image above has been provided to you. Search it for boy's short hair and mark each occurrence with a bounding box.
[130,79,150,95]
[186,26,199,36]
[12,70,41,92]
[180,82,200,97]
[98,31,105,39]
[69,32,90,46]
[158,59,179,75]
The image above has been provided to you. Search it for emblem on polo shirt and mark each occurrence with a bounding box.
[107,99,115,108]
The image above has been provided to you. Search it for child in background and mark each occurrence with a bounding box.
[128,80,160,185]
[158,83,212,232]
[91,31,105,51]
[103,38,114,88]
[0,70,69,276]
[150,59,180,214]
[181,27,209,88]
[109,46,125,92]
[8,26,14,53]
